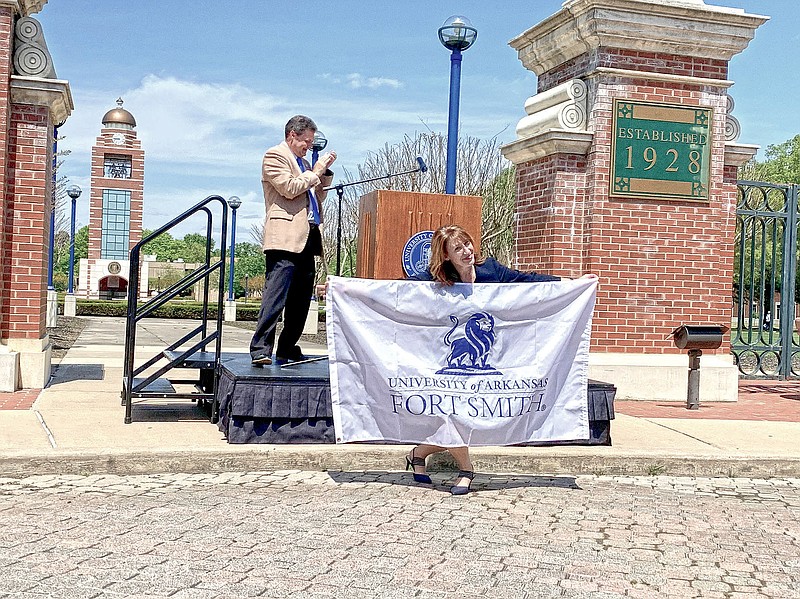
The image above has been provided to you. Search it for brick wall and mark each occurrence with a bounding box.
[1,103,52,340]
[516,48,735,355]
[537,48,729,92]
[514,153,588,276]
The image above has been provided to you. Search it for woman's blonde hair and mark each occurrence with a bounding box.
[429,224,485,285]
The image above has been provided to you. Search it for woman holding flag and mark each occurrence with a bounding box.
[405,224,598,495]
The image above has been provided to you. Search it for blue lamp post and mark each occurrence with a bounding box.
[227,196,242,302]
[311,130,327,166]
[438,15,477,195]
[66,184,82,295]
[47,126,58,291]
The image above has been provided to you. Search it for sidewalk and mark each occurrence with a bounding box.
[2,316,800,479]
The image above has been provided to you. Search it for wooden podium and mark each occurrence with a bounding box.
[355,190,482,280]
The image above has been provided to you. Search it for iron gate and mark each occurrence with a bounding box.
[733,180,800,378]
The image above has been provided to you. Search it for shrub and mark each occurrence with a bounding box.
[75,300,259,321]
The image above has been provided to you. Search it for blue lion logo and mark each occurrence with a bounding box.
[435,312,502,376]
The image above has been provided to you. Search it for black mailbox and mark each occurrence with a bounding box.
[669,324,728,410]
[670,325,727,350]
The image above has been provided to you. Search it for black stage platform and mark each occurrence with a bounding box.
[216,354,616,445]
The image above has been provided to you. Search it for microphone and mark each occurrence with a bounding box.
[416,156,428,173]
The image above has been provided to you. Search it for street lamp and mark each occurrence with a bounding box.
[46,126,60,327]
[47,126,58,292]
[66,184,82,295]
[438,15,477,195]
[312,130,327,166]
[227,196,242,302]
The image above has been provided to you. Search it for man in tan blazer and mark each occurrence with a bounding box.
[250,115,336,365]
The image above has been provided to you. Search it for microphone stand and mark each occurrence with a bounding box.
[323,160,426,276]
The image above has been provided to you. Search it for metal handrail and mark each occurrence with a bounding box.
[122,195,228,423]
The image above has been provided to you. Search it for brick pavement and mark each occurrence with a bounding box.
[615,381,800,422]
[0,389,39,410]
[0,470,798,598]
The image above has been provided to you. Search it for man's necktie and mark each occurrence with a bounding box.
[296,157,321,225]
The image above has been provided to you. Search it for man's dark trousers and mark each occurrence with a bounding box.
[249,229,319,360]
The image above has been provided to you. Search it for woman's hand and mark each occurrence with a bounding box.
[315,278,330,299]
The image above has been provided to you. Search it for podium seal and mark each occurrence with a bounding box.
[402,230,433,277]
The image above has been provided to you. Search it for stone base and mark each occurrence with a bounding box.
[20,344,52,389]
[63,294,77,317]
[46,289,58,328]
[224,300,237,322]
[0,351,20,392]
[2,336,52,390]
[303,300,319,336]
[588,352,738,403]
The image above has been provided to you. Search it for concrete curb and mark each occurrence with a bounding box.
[3,446,800,479]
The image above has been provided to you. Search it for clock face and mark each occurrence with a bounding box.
[111,133,125,145]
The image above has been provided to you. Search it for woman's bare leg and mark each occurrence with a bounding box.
[407,444,445,475]
[407,445,474,490]
[447,446,474,491]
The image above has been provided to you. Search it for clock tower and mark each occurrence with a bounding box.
[79,98,145,299]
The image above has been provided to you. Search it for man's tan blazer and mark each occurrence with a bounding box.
[261,140,332,253]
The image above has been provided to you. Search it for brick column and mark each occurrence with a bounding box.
[1,77,71,388]
[502,0,767,401]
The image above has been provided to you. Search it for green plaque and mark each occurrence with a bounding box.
[611,99,712,200]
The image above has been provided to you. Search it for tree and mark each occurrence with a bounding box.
[49,138,73,277]
[734,135,800,330]
[141,229,181,261]
[54,225,88,291]
[738,134,800,184]
[322,131,515,277]
[231,241,266,297]
[180,233,216,263]
[140,230,219,263]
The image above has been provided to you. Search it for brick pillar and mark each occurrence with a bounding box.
[1,79,72,388]
[502,0,767,401]
[4,103,51,339]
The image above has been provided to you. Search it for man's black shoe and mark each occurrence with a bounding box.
[251,354,272,366]
[275,346,306,363]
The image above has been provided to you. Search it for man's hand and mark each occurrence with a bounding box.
[313,151,337,177]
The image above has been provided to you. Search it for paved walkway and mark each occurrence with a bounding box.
[1,471,798,598]
[2,318,800,598]
[2,317,800,478]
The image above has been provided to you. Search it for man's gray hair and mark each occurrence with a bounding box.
[285,115,317,138]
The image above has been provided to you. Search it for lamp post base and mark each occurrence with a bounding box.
[224,299,237,322]
[303,299,319,336]
[63,294,77,318]
[46,289,58,328]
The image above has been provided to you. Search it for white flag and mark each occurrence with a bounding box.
[327,276,597,447]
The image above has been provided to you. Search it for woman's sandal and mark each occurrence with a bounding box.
[405,448,432,484]
[450,470,475,495]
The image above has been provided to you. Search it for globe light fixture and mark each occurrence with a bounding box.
[312,130,327,166]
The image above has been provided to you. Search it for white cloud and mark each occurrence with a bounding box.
[318,72,403,89]
[346,73,403,89]
[54,72,517,238]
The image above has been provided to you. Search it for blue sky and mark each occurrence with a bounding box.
[35,0,798,240]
